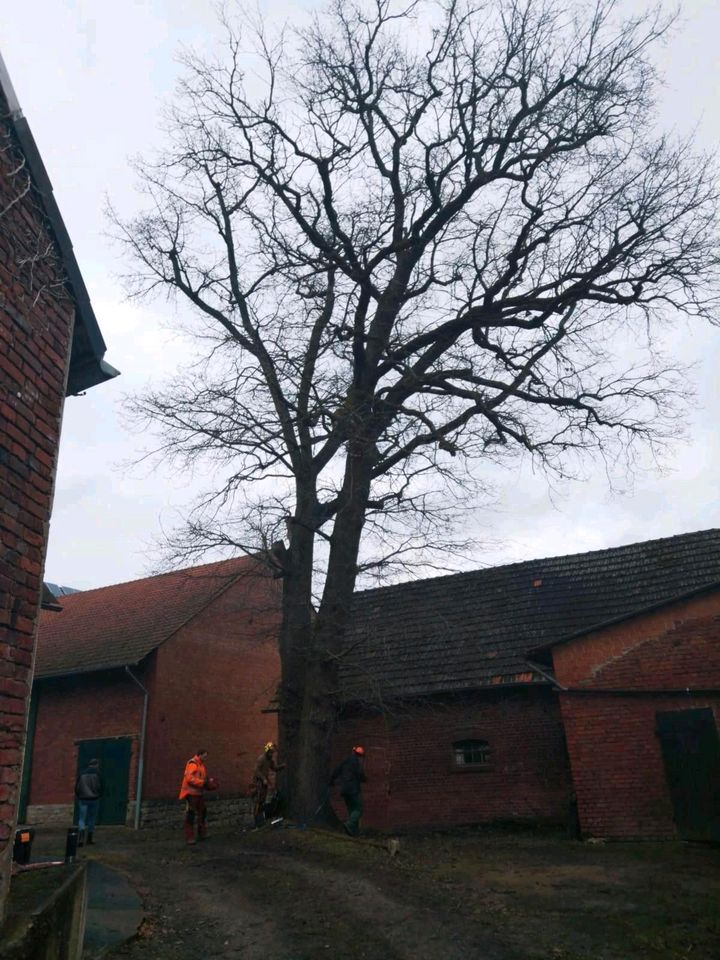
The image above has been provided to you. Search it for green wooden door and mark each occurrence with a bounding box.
[75,737,132,826]
[656,709,720,843]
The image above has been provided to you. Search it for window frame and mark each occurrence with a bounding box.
[450,737,492,772]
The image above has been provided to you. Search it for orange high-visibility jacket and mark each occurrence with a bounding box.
[179,756,207,800]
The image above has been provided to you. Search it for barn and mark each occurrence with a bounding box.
[20,529,720,842]
[21,556,281,828]
[336,528,720,840]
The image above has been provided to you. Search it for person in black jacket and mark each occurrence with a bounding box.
[330,746,367,836]
[75,759,102,846]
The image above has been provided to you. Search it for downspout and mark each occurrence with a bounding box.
[125,666,149,830]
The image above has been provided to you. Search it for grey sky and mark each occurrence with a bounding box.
[1,0,719,590]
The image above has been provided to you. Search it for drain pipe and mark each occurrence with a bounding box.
[125,666,149,830]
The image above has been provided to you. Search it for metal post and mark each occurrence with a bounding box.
[65,826,79,863]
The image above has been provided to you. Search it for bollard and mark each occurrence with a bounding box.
[65,826,80,863]
[12,828,35,865]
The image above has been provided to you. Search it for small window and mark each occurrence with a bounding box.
[453,738,490,767]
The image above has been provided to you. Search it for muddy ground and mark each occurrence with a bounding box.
[44,823,720,960]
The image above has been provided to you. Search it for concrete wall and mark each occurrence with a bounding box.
[335,686,572,831]
[0,89,75,916]
[552,594,720,838]
[1,863,87,960]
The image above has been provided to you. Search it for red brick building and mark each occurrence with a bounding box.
[543,589,720,841]
[22,557,281,827]
[337,528,720,839]
[0,54,117,918]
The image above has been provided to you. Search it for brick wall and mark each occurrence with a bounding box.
[335,686,572,831]
[141,563,281,801]
[0,92,75,913]
[552,592,720,688]
[26,671,145,811]
[553,595,720,838]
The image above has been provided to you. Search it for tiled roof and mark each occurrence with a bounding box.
[36,557,259,679]
[341,528,720,702]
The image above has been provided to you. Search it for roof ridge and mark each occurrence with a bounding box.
[51,554,256,601]
[353,526,720,599]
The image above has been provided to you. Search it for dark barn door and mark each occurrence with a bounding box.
[75,737,132,826]
[656,709,720,843]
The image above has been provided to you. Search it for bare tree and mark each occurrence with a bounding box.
[114,0,720,819]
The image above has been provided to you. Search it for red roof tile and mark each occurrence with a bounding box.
[36,556,260,679]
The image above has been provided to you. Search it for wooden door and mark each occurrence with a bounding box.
[75,737,132,826]
[656,708,720,843]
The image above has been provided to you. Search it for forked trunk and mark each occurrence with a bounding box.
[281,442,375,821]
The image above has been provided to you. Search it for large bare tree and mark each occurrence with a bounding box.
[116,0,719,818]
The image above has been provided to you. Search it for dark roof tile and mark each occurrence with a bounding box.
[341,528,720,701]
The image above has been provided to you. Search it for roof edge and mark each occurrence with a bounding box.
[527,578,720,658]
[34,661,140,681]
[0,49,119,396]
[341,673,550,709]
[352,527,720,603]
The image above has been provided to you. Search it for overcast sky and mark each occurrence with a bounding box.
[2,0,719,590]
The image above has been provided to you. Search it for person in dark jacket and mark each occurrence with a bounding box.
[252,742,285,827]
[75,758,102,846]
[329,746,367,836]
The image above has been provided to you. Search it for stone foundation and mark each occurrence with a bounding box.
[23,805,74,827]
[140,793,254,829]
[23,794,254,830]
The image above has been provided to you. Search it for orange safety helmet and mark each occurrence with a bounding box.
[352,745,365,756]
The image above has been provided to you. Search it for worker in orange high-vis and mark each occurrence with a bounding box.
[179,749,218,844]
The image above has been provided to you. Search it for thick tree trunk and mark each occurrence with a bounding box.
[288,441,375,821]
[277,485,316,813]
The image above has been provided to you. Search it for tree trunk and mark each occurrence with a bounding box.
[278,484,316,813]
[288,441,375,821]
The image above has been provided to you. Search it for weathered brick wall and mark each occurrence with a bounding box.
[552,592,720,688]
[144,565,282,801]
[334,686,572,831]
[26,671,144,809]
[0,92,74,914]
[553,596,720,838]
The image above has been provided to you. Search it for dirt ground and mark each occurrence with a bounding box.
[50,822,720,960]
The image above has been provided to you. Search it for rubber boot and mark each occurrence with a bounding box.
[87,832,94,845]
[78,830,85,847]
[184,821,196,845]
